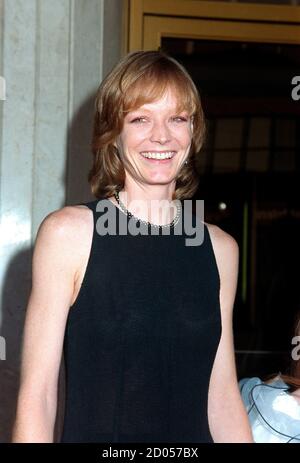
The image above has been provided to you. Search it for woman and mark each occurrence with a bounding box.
[12,51,253,442]
[240,316,300,443]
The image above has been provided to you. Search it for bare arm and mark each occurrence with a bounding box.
[12,206,91,442]
[207,224,253,443]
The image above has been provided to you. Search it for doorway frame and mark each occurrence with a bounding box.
[126,0,300,51]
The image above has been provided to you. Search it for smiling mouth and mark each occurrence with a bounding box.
[140,151,176,160]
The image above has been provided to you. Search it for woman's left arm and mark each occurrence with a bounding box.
[207,224,253,443]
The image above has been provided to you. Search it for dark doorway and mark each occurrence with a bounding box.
[162,37,300,379]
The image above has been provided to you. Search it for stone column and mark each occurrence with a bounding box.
[0,0,122,442]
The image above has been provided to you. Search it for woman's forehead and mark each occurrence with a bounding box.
[125,88,190,114]
[133,94,182,110]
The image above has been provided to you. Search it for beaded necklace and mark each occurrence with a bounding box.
[114,189,181,229]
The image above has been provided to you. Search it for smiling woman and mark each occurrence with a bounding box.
[89,50,206,203]
[12,51,253,443]
[116,91,193,210]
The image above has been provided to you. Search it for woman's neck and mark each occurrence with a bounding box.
[291,388,300,404]
[114,184,178,226]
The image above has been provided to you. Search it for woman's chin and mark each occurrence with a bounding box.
[142,175,177,185]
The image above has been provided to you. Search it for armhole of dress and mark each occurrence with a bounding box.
[68,201,96,311]
[204,223,221,290]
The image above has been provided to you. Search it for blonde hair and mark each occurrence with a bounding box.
[89,50,206,200]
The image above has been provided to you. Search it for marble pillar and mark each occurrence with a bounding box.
[0,0,122,442]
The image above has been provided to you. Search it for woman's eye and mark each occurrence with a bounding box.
[130,117,147,123]
[172,116,188,122]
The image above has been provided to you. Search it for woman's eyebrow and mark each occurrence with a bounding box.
[128,107,188,114]
[129,106,153,112]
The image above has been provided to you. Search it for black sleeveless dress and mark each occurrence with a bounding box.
[60,198,221,443]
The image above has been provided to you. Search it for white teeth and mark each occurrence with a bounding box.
[141,151,175,159]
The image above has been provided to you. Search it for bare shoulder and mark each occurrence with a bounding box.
[205,222,239,257]
[205,222,239,289]
[33,204,94,276]
[32,205,94,307]
[36,204,93,249]
[39,204,92,237]
[205,224,239,315]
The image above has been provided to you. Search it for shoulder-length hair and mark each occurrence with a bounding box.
[89,50,206,200]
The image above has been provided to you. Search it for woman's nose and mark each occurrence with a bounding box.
[150,121,171,144]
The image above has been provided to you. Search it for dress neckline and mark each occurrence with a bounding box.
[105,196,182,230]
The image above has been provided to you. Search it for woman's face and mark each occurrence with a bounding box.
[117,88,193,187]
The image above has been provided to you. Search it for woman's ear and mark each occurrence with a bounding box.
[113,135,124,157]
[113,137,119,149]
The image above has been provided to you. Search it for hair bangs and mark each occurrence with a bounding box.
[121,66,197,116]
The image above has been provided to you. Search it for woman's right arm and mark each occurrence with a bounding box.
[12,206,86,442]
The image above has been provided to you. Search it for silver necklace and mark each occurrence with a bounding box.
[114,190,181,229]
